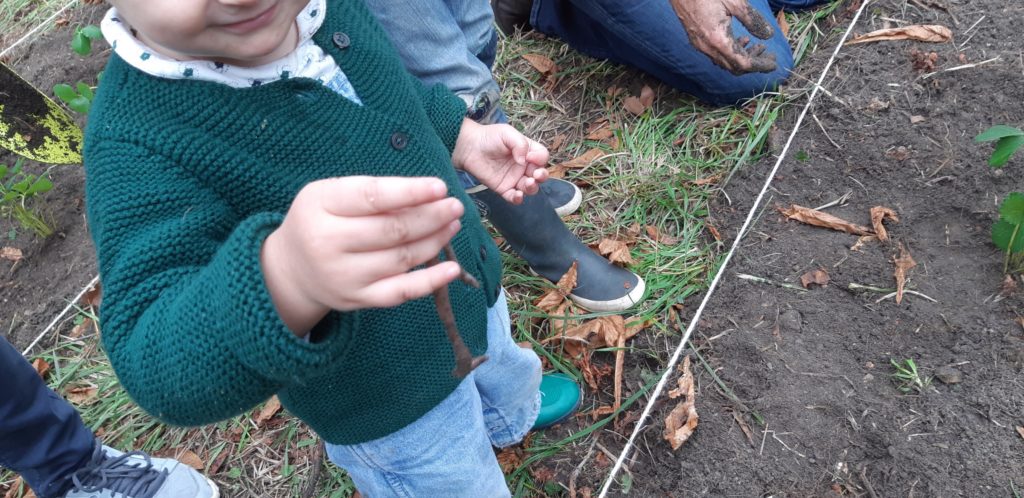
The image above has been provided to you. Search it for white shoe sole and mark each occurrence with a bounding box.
[568,273,646,313]
[465,181,582,218]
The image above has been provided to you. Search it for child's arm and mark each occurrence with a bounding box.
[86,142,462,426]
[451,119,551,204]
[260,176,464,333]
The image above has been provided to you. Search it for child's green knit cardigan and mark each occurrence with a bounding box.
[84,0,502,445]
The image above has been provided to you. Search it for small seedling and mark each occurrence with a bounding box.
[71,25,103,57]
[993,192,1024,274]
[975,125,1024,168]
[53,82,95,114]
[890,358,932,394]
[0,158,54,238]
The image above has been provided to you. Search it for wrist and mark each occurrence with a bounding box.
[452,117,482,170]
[260,229,329,336]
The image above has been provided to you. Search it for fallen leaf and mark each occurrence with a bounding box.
[66,386,98,405]
[1,247,22,262]
[534,262,578,313]
[866,97,890,112]
[606,86,624,99]
[173,449,205,470]
[645,225,680,245]
[496,447,523,473]
[622,85,655,115]
[690,174,722,186]
[548,300,582,334]
[779,204,874,236]
[207,447,231,474]
[910,115,926,124]
[530,466,557,483]
[846,25,953,45]
[776,10,790,39]
[69,317,93,339]
[4,477,36,498]
[254,395,282,426]
[553,315,628,357]
[731,410,755,446]
[548,148,607,178]
[664,356,698,450]
[549,133,567,152]
[585,120,614,141]
[1017,426,1024,440]
[522,53,556,75]
[800,269,830,288]
[870,206,900,242]
[894,242,917,304]
[612,323,626,412]
[32,358,50,379]
[597,237,635,265]
[706,224,722,242]
[1000,275,1018,296]
[81,281,103,308]
[850,235,879,252]
[886,146,911,161]
[910,48,939,72]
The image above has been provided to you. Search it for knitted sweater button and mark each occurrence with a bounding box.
[390,132,409,150]
[332,32,351,49]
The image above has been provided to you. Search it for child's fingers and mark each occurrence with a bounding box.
[358,261,462,308]
[501,127,530,166]
[313,176,449,217]
[333,198,464,253]
[347,220,460,281]
[525,139,550,167]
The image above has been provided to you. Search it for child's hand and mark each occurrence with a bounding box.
[261,176,466,334]
[452,119,550,204]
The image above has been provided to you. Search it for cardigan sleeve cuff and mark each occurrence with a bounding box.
[220,213,358,383]
[419,82,469,153]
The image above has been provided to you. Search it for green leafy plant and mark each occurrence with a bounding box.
[976,125,1024,168]
[890,358,932,394]
[71,24,103,57]
[993,192,1024,274]
[0,158,54,237]
[53,81,95,114]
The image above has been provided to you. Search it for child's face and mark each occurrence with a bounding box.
[110,0,309,66]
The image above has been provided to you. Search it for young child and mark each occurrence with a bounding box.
[86,0,578,495]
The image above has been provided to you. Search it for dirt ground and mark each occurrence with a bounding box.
[0,4,106,352]
[2,1,1023,497]
[601,1,1024,496]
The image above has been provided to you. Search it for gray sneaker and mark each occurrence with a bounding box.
[62,444,219,498]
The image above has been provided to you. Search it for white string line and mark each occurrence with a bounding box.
[21,274,99,356]
[598,2,873,495]
[0,0,79,59]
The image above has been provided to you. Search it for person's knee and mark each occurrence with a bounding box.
[698,42,795,106]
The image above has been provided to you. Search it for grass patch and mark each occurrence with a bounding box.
[0,0,73,51]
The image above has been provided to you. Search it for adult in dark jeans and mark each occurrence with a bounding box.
[494,0,827,106]
[0,337,218,498]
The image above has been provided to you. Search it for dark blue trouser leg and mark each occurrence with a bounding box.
[531,0,824,106]
[0,337,94,498]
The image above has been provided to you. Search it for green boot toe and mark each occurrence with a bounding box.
[532,373,582,430]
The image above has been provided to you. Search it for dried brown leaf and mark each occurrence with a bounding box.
[585,120,614,141]
[870,206,900,242]
[645,225,680,245]
[4,477,36,498]
[597,237,635,265]
[69,317,93,339]
[496,447,523,473]
[1003,275,1020,296]
[691,174,722,186]
[1017,426,1024,440]
[534,262,578,313]
[1,247,22,262]
[173,449,205,470]
[706,224,722,242]
[553,148,606,171]
[522,53,556,75]
[851,234,879,252]
[622,96,646,115]
[664,356,698,450]
[776,10,790,39]
[639,85,655,108]
[549,133,567,152]
[731,410,755,446]
[66,386,98,405]
[779,204,874,236]
[81,281,103,308]
[254,395,282,426]
[846,24,953,45]
[894,242,917,304]
[910,115,926,124]
[799,269,830,289]
[32,358,50,379]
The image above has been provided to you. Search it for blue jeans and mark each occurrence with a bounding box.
[325,292,542,497]
[0,337,96,498]
[532,0,825,106]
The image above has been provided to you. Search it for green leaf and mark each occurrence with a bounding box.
[0,165,8,179]
[989,135,1024,168]
[975,125,1024,142]
[992,220,1024,254]
[69,96,91,114]
[27,176,53,195]
[96,71,104,83]
[10,177,31,194]
[1001,193,1024,225]
[52,83,77,103]
[77,82,94,101]
[81,25,103,39]
[71,31,90,56]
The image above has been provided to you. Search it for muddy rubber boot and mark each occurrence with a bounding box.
[472,187,645,312]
